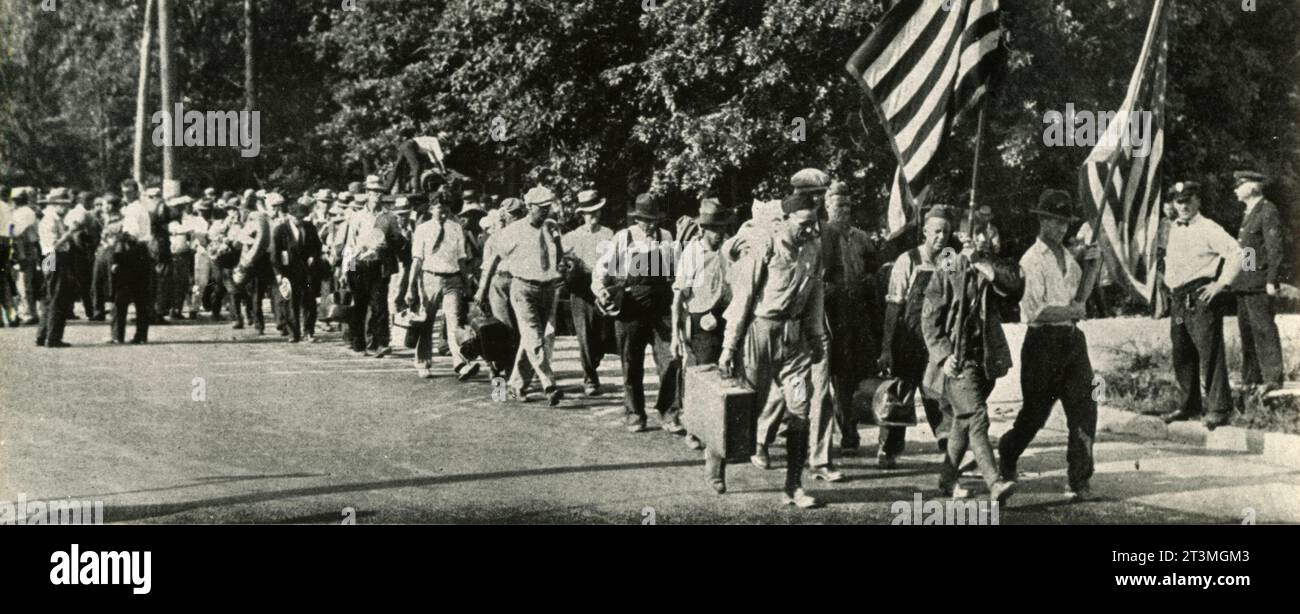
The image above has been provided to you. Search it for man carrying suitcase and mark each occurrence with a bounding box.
[720,193,827,509]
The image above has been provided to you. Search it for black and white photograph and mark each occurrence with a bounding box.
[2,0,1298,548]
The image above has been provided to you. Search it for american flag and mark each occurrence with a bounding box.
[1077,0,1167,305]
[846,0,1004,236]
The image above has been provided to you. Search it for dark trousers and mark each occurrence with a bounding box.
[939,364,1001,489]
[1237,292,1284,387]
[91,249,113,317]
[1169,288,1232,419]
[111,246,152,343]
[879,327,950,456]
[152,254,170,319]
[75,249,95,317]
[615,300,680,422]
[385,139,428,194]
[569,292,611,385]
[350,260,390,351]
[276,273,315,340]
[999,325,1097,490]
[39,255,76,344]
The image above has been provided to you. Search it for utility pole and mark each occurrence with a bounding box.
[131,0,155,186]
[158,0,177,197]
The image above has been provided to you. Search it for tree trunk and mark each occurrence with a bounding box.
[132,0,155,186]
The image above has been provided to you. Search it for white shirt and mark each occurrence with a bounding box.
[411,217,467,274]
[1164,213,1240,289]
[412,136,445,164]
[120,200,153,241]
[1019,238,1082,324]
[38,206,66,255]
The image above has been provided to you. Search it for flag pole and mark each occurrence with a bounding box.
[953,100,987,365]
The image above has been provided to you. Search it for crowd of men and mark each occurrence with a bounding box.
[0,166,1287,509]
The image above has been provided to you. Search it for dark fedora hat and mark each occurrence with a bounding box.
[630,193,666,221]
[1030,189,1079,221]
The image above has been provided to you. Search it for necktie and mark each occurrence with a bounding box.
[540,225,550,271]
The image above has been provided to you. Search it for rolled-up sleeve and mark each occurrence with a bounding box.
[885,253,911,304]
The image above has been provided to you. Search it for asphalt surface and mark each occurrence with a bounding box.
[1,310,1296,524]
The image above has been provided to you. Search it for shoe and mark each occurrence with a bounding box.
[1204,414,1231,431]
[1065,483,1093,502]
[509,386,529,403]
[546,386,564,406]
[685,435,704,451]
[662,416,686,435]
[781,488,820,509]
[66,314,81,320]
[840,434,861,452]
[1161,409,1198,424]
[129,338,147,345]
[304,335,316,343]
[940,483,972,499]
[991,480,1017,506]
[280,329,290,337]
[810,466,844,482]
[104,338,121,345]
[584,383,601,397]
[45,341,71,348]
[35,338,45,347]
[750,445,771,470]
[708,479,727,494]
[416,367,432,379]
[188,311,198,320]
[877,452,898,469]
[289,337,301,343]
[23,317,39,325]
[456,363,481,382]
[373,346,392,358]
[89,314,106,322]
[232,322,245,330]
[625,419,647,433]
[154,317,169,325]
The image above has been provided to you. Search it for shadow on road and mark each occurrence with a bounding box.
[96,459,700,523]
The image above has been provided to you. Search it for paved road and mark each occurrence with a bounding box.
[1,314,1296,524]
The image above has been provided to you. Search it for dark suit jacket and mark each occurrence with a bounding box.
[921,253,1023,394]
[1231,198,1285,293]
[271,219,323,282]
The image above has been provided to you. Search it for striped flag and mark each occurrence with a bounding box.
[1077,0,1167,306]
[847,0,1004,236]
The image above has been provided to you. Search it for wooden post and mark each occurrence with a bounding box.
[952,102,987,364]
[131,0,155,185]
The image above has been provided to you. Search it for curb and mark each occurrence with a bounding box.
[1096,406,1300,468]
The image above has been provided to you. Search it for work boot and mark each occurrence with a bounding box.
[704,452,726,494]
[783,424,810,497]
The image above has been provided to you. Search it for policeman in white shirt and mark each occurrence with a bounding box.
[1159,181,1242,429]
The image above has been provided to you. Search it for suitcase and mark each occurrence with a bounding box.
[682,365,757,462]
[471,312,515,370]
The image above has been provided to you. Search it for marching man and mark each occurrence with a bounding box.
[720,192,827,509]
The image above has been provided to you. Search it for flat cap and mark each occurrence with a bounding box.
[1232,170,1269,187]
[790,168,832,194]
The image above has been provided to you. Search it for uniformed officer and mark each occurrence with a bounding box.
[720,192,827,509]
[1160,181,1242,429]
[561,190,615,396]
[1229,170,1285,395]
